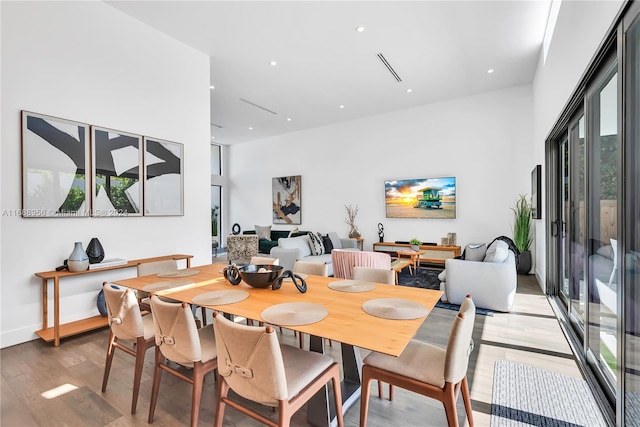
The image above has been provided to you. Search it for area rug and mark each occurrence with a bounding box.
[396,267,494,316]
[491,360,607,427]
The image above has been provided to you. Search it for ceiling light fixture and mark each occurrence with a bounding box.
[339,105,345,109]
[406,88,413,93]
[377,53,402,82]
[269,60,277,66]
[287,118,292,121]
[248,127,253,130]
[487,69,495,74]
[210,85,215,89]
[356,26,365,33]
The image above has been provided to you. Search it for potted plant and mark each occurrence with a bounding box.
[409,238,422,251]
[511,194,532,274]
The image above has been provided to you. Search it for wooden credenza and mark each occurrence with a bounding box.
[34,254,193,346]
[373,242,461,266]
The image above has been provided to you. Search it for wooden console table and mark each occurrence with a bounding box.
[373,242,461,266]
[34,254,192,346]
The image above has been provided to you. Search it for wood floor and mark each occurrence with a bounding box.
[0,272,581,427]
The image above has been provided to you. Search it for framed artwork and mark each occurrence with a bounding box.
[91,126,143,216]
[144,137,184,216]
[21,111,90,217]
[531,164,542,219]
[273,175,301,224]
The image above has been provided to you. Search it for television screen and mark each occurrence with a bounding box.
[385,177,456,219]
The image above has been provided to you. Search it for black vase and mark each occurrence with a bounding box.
[517,250,532,275]
[86,237,105,264]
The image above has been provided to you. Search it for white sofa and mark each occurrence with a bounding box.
[440,249,517,312]
[270,232,359,275]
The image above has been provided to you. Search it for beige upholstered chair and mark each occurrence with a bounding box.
[250,256,280,265]
[227,234,259,264]
[101,283,155,415]
[293,260,329,277]
[360,296,476,427]
[352,266,395,285]
[212,312,344,427]
[148,296,218,427]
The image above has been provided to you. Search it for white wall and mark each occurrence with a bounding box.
[532,0,624,289]
[0,1,211,347]
[229,84,534,252]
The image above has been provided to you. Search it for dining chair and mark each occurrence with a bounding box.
[250,256,280,265]
[211,312,344,427]
[148,296,218,427]
[101,282,155,415]
[331,249,391,279]
[293,260,329,277]
[352,266,395,285]
[359,295,476,427]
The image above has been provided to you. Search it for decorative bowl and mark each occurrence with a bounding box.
[237,264,284,288]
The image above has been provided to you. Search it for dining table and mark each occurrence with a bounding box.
[112,262,442,427]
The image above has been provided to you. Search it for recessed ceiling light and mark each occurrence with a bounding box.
[406,88,413,93]
[211,136,215,139]
[248,127,253,130]
[339,105,345,109]
[287,118,292,121]
[356,26,365,33]
[269,60,277,66]
[210,85,215,89]
[487,69,494,74]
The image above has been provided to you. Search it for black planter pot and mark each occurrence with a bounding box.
[517,250,532,275]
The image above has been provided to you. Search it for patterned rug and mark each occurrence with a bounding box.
[397,267,494,316]
[491,360,607,426]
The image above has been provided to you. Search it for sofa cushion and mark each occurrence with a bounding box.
[255,225,271,241]
[308,232,325,256]
[327,232,342,249]
[464,243,487,261]
[278,235,312,257]
[484,240,509,263]
[322,235,334,253]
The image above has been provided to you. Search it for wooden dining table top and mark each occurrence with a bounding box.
[112,263,443,357]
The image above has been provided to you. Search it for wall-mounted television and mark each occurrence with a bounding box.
[385,177,456,219]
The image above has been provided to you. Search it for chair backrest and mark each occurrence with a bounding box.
[331,249,392,279]
[293,260,329,276]
[137,259,178,277]
[103,283,145,340]
[250,256,279,265]
[212,313,287,405]
[149,295,201,366]
[352,266,395,285]
[227,235,259,264]
[444,296,476,384]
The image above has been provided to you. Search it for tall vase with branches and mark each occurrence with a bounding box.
[345,204,361,238]
[512,194,532,274]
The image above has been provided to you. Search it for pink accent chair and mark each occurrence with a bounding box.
[331,249,392,279]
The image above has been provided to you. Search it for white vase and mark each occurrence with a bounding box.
[67,242,89,272]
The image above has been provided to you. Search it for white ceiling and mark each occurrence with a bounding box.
[107,1,552,145]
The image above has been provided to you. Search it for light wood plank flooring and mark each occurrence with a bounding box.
[0,273,581,426]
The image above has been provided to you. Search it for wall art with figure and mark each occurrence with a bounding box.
[272,175,301,224]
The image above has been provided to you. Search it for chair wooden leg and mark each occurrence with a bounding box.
[201,306,207,326]
[130,336,147,414]
[377,380,383,399]
[190,362,205,427]
[389,384,394,401]
[214,377,229,427]
[298,332,305,349]
[332,369,345,427]
[278,400,291,427]
[359,366,373,427]
[101,331,116,393]
[461,376,474,426]
[442,382,460,427]
[148,347,164,423]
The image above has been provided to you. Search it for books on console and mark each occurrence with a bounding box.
[88,258,128,270]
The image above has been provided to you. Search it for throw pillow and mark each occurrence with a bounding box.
[278,235,312,257]
[464,243,487,262]
[308,232,325,256]
[438,270,446,282]
[255,225,271,241]
[483,240,509,263]
[327,232,342,249]
[322,235,334,254]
